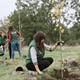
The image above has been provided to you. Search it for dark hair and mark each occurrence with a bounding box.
[34,31,46,54]
[9,26,13,32]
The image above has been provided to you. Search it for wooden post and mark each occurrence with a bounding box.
[17,0,21,49]
[58,0,63,79]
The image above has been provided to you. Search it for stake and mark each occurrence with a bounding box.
[17,0,21,49]
[59,24,63,79]
[58,0,63,79]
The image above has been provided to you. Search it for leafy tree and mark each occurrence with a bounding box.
[0,18,13,35]
[67,0,80,45]
[8,0,70,45]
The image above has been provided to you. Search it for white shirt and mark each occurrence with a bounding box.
[30,43,52,65]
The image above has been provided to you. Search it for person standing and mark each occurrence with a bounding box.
[8,26,22,61]
[26,31,64,75]
[8,31,11,59]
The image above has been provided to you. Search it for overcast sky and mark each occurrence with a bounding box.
[0,0,76,20]
[0,0,16,20]
[0,0,79,28]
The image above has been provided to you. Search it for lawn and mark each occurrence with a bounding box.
[0,46,80,80]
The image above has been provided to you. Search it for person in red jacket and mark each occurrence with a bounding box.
[8,31,11,59]
[8,26,22,61]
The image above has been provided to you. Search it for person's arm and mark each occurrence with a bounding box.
[50,45,57,51]
[4,42,8,48]
[8,33,11,41]
[30,47,37,64]
[4,35,7,39]
[30,47,43,74]
[17,31,20,36]
[44,43,57,51]
[34,64,43,74]
[44,41,64,51]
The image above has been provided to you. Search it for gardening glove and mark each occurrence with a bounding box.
[55,41,64,46]
[36,69,43,75]
[4,35,7,38]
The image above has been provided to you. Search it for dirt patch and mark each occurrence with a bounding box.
[64,57,80,67]
[40,78,55,80]
[0,59,4,65]
[50,68,80,80]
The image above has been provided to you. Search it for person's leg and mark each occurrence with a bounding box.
[26,63,36,71]
[11,41,15,59]
[26,58,53,71]
[26,60,50,71]
[16,41,22,57]
[38,58,53,71]
[10,43,11,59]
[42,57,53,65]
[9,43,11,59]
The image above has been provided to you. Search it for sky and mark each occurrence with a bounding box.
[0,0,79,28]
[0,0,17,20]
[0,0,76,20]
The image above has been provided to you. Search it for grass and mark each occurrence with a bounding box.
[0,46,80,80]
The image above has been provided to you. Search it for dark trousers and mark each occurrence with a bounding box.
[26,57,53,71]
[8,43,11,59]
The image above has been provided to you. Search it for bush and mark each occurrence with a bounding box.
[68,39,76,46]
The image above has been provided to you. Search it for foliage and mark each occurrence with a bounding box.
[67,0,80,45]
[69,22,80,45]
[8,0,70,45]
[0,18,12,36]
[68,39,76,46]
[0,0,80,46]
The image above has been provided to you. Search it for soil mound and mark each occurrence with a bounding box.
[50,68,80,80]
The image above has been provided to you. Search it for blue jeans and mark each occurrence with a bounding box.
[11,40,22,58]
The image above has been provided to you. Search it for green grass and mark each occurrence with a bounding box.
[0,46,80,80]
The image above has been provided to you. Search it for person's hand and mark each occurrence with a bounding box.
[55,41,64,46]
[36,69,43,75]
[6,39,9,42]
[4,35,7,38]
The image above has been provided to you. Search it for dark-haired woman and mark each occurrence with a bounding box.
[26,31,63,75]
[7,31,11,59]
[8,26,22,61]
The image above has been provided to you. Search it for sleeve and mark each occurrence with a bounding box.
[8,41,10,44]
[17,31,20,36]
[30,46,38,65]
[44,43,52,51]
[9,33,11,41]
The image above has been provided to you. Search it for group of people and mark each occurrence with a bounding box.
[0,26,64,75]
[0,31,7,56]
[0,26,22,61]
